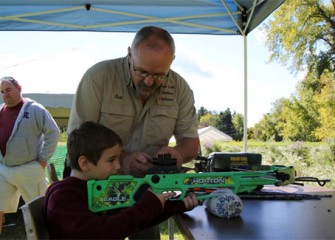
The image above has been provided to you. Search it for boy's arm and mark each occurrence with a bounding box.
[46,181,169,239]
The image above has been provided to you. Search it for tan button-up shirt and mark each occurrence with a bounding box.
[68,56,198,157]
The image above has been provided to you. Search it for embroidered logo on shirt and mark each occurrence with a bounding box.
[23,112,29,119]
[114,94,123,100]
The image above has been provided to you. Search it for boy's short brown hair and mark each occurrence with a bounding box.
[67,121,122,171]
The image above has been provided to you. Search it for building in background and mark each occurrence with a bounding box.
[170,126,232,144]
[0,93,74,129]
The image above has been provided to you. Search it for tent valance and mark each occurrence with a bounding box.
[0,0,284,36]
[0,0,286,151]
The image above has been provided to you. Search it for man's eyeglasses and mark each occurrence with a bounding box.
[0,76,19,87]
[132,63,169,82]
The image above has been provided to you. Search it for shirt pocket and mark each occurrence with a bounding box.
[100,101,133,141]
[147,108,178,145]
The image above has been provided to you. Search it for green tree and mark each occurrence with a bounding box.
[199,108,245,140]
[252,98,288,141]
[263,0,334,75]
[259,0,334,141]
[197,106,209,122]
[313,70,335,140]
[215,108,236,139]
[232,113,244,141]
[279,96,319,141]
[199,113,218,128]
[252,113,276,141]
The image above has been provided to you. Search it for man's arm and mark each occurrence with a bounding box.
[38,107,60,165]
[120,137,199,177]
[67,74,102,134]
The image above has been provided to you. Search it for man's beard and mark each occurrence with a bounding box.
[135,81,158,99]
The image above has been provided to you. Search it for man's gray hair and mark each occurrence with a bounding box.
[0,76,19,87]
[131,26,175,54]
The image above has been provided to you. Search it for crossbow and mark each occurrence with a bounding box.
[87,153,330,212]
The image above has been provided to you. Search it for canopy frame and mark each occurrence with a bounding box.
[0,0,285,151]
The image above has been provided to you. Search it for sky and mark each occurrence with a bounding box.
[0,27,300,127]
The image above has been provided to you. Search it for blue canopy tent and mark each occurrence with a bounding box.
[0,0,285,150]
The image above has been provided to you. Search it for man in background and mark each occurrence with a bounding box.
[0,77,60,234]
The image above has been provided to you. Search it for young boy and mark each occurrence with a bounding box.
[44,121,199,239]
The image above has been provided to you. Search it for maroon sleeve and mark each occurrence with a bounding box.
[45,181,164,239]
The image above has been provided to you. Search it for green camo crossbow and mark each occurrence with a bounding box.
[87,154,296,212]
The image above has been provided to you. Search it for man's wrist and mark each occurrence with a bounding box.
[38,160,47,168]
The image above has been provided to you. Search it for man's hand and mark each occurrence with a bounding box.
[157,137,200,166]
[156,146,183,166]
[38,160,47,169]
[121,152,152,177]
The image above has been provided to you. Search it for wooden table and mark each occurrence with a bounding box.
[173,185,335,240]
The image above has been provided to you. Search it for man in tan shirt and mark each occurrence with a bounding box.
[67,26,200,178]
[64,26,200,239]
[66,26,200,238]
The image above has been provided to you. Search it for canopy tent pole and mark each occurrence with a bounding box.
[243,34,248,152]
